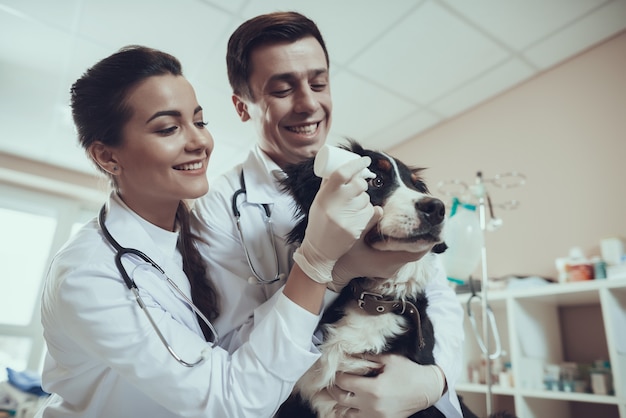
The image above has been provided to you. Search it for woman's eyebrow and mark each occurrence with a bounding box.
[146,110,181,123]
[146,106,202,123]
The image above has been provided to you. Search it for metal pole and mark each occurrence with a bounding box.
[476,172,493,416]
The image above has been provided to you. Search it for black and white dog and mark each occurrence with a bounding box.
[278,141,453,418]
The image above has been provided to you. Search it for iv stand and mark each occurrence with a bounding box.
[440,170,524,416]
[476,171,494,415]
[471,171,509,415]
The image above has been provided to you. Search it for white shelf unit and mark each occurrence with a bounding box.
[456,278,626,418]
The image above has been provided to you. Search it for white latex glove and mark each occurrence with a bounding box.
[329,230,431,292]
[328,354,446,418]
[293,157,376,285]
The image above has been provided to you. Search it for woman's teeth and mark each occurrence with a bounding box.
[288,123,318,135]
[175,162,202,171]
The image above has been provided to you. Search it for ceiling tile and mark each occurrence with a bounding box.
[524,0,626,69]
[0,12,74,75]
[329,71,420,143]
[0,0,80,32]
[361,109,442,151]
[0,61,82,165]
[197,0,248,15]
[429,58,535,117]
[77,0,233,74]
[348,1,509,103]
[443,0,609,50]
[240,0,419,66]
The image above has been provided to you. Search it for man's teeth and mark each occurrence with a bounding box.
[288,123,318,135]
[175,162,202,171]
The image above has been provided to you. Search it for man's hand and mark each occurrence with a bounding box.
[327,354,446,418]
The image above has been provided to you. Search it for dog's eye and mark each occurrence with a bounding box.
[368,177,384,189]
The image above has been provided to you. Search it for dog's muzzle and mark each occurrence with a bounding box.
[364,197,446,247]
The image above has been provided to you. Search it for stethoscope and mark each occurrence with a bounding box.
[98,205,219,367]
[466,278,502,360]
[231,170,282,284]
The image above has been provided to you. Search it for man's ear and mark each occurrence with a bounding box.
[89,142,120,175]
[232,94,250,122]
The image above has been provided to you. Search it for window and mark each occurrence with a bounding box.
[0,183,98,375]
[0,207,57,326]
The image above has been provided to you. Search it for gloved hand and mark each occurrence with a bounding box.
[293,157,376,285]
[328,353,446,418]
[328,229,431,292]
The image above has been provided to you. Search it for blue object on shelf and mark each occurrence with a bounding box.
[6,368,48,397]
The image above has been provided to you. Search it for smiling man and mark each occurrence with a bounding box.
[192,11,465,418]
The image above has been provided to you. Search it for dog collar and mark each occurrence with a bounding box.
[352,286,426,350]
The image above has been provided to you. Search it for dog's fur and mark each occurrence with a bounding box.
[278,141,450,418]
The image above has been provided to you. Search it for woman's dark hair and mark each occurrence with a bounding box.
[71,45,219,339]
[226,11,329,101]
[177,203,221,340]
[71,45,183,153]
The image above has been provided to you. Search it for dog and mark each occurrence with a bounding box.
[277,140,452,418]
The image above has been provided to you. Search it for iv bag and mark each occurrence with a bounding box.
[442,200,483,281]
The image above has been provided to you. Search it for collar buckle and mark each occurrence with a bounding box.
[358,291,382,309]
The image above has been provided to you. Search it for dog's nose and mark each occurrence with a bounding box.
[416,197,446,225]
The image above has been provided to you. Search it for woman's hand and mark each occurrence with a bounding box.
[293,157,376,285]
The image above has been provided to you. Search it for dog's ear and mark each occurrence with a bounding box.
[344,138,365,155]
[431,242,448,254]
[407,167,428,192]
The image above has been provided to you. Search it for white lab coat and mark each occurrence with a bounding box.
[194,145,465,417]
[37,193,321,418]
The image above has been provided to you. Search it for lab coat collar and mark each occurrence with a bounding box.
[103,194,183,277]
[240,145,285,205]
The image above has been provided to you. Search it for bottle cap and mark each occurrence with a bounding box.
[314,145,361,178]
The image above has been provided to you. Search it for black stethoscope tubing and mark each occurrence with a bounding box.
[98,205,163,291]
[97,204,218,365]
[231,171,272,218]
[231,170,282,284]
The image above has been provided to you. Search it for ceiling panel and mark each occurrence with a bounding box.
[524,0,626,68]
[364,109,442,151]
[330,71,422,143]
[77,0,234,72]
[0,0,624,182]
[347,2,510,104]
[0,11,74,75]
[240,0,419,67]
[445,0,610,50]
[429,58,535,117]
[0,0,79,32]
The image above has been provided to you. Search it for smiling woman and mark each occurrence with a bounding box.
[34,44,384,418]
[89,74,214,230]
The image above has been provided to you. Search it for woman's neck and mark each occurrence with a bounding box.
[116,192,179,231]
